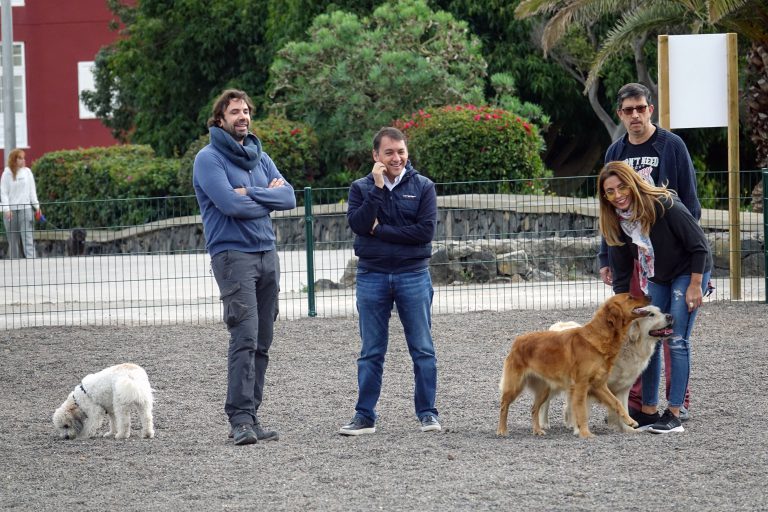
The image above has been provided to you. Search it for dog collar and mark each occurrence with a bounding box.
[76,381,107,414]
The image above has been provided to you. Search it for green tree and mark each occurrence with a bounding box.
[430,0,618,179]
[83,0,274,157]
[269,0,487,173]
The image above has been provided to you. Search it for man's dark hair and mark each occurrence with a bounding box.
[207,89,255,128]
[616,83,652,109]
[373,127,407,152]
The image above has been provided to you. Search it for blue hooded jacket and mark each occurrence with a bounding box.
[193,127,296,256]
[347,161,436,273]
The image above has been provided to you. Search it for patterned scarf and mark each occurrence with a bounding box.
[617,208,655,293]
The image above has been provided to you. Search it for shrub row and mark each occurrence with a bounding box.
[33,107,548,228]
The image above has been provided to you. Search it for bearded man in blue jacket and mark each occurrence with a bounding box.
[339,127,441,436]
[193,89,296,446]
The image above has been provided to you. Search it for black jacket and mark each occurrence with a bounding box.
[610,195,712,292]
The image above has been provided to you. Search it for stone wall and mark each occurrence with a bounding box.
[2,196,764,282]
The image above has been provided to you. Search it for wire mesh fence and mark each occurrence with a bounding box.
[1,172,765,329]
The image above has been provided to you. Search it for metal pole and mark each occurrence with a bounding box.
[763,169,767,304]
[304,187,316,317]
[1,0,16,154]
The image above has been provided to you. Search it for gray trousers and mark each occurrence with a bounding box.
[210,249,280,427]
[3,208,36,259]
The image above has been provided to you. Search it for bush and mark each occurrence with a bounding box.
[33,145,182,229]
[396,105,550,192]
[251,116,319,191]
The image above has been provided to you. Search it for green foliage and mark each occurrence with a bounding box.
[177,136,212,196]
[82,0,275,157]
[33,146,181,229]
[269,0,487,174]
[251,117,320,190]
[397,104,550,192]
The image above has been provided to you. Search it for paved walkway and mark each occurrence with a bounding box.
[0,250,763,329]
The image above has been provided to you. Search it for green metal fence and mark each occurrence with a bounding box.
[1,172,764,330]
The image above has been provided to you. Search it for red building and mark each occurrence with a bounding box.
[1,0,120,165]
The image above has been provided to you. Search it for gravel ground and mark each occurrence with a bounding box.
[1,301,766,511]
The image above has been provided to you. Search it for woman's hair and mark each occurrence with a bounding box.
[597,161,674,246]
[6,148,25,179]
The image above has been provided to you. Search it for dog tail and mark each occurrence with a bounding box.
[119,374,154,407]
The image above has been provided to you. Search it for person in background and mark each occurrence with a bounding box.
[339,127,441,436]
[599,82,701,421]
[598,161,712,433]
[193,89,296,446]
[1,149,40,259]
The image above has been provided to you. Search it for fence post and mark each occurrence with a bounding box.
[304,187,317,317]
[763,170,767,304]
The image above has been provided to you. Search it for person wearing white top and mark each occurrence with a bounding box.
[1,149,40,258]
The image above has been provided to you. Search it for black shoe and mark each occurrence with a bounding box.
[419,414,441,432]
[232,423,258,445]
[228,421,280,442]
[339,415,376,436]
[253,420,279,442]
[648,409,684,434]
[629,407,661,431]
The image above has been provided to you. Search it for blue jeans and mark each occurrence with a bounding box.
[641,271,710,408]
[354,267,438,423]
[210,250,280,427]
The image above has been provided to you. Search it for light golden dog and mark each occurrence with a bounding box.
[543,306,673,433]
[496,293,651,438]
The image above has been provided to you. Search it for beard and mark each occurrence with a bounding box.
[221,120,249,142]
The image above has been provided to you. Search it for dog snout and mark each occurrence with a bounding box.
[665,313,673,325]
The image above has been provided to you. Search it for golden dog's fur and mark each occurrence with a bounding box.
[543,306,673,433]
[497,293,651,438]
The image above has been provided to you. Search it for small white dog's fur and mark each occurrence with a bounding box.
[53,363,155,440]
[542,306,673,433]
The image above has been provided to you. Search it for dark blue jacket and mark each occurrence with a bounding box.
[347,161,436,273]
[600,125,701,268]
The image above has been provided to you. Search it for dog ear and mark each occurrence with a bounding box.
[605,302,624,330]
[632,307,650,317]
[626,322,640,343]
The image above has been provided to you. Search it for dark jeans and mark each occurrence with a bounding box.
[211,249,279,427]
[354,267,438,423]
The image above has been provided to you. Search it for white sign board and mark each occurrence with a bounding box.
[668,34,728,128]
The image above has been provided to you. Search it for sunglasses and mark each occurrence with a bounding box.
[604,183,631,200]
[619,105,649,115]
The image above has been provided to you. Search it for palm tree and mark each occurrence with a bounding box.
[516,0,767,209]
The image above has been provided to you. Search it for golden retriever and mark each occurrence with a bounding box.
[543,306,673,433]
[496,293,651,438]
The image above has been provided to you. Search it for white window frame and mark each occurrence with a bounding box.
[0,42,28,149]
[78,61,98,119]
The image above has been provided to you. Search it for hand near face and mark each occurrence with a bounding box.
[371,162,386,188]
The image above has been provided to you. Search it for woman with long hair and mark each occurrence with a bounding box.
[597,160,712,434]
[1,149,40,258]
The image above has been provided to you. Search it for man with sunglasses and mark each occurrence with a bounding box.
[598,82,700,426]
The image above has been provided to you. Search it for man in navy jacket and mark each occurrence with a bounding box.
[339,127,441,436]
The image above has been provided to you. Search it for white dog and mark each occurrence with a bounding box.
[543,306,673,433]
[53,363,155,440]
